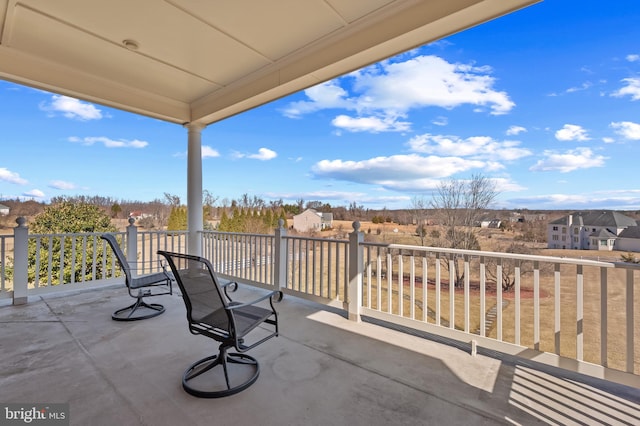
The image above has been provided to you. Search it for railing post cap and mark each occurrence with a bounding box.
[352,221,361,232]
[15,216,26,227]
[278,218,285,228]
[128,217,135,225]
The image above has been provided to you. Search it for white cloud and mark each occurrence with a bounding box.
[407,134,532,161]
[0,167,28,185]
[201,146,220,158]
[312,154,485,192]
[283,54,514,132]
[602,137,615,144]
[507,192,640,210]
[506,125,527,136]
[48,180,76,190]
[490,177,526,192]
[555,124,590,141]
[331,114,410,133]
[281,82,353,118]
[234,148,277,161]
[69,136,148,148]
[626,54,640,62]
[248,148,277,160]
[610,121,640,140]
[40,95,103,120]
[566,81,592,93]
[432,116,448,126]
[23,189,45,198]
[612,77,640,101]
[508,193,591,207]
[351,55,514,115]
[264,190,411,207]
[529,147,606,173]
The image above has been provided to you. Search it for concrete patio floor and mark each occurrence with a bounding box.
[1,285,638,426]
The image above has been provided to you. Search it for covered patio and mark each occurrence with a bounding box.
[2,285,638,425]
[4,1,640,423]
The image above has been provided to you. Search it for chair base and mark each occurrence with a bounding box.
[182,351,260,398]
[112,298,165,321]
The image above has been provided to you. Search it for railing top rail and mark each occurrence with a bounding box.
[200,230,274,238]
[139,230,188,235]
[29,231,124,238]
[360,242,617,268]
[284,234,349,243]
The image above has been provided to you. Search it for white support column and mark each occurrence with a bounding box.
[13,217,28,305]
[348,221,363,322]
[186,123,205,257]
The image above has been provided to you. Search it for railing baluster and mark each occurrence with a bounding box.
[464,255,470,333]
[533,261,540,351]
[601,267,608,368]
[576,264,584,361]
[387,252,392,313]
[422,256,427,322]
[554,263,561,355]
[479,256,485,336]
[377,250,382,311]
[410,253,415,320]
[398,252,403,317]
[626,268,634,373]
[81,235,87,281]
[515,260,521,346]
[47,237,53,285]
[435,253,441,327]
[496,258,502,341]
[34,236,41,288]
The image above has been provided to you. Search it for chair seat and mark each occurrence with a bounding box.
[198,304,274,338]
[130,271,173,289]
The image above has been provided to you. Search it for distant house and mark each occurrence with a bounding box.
[547,211,639,251]
[292,209,333,232]
[129,211,154,221]
[480,218,502,229]
[0,203,9,216]
[617,224,640,253]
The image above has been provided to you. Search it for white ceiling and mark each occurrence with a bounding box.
[0,0,538,126]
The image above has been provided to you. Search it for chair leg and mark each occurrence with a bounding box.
[182,345,260,398]
[112,293,165,321]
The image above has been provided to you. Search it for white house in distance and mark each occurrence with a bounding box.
[547,211,640,252]
[0,203,9,216]
[292,209,333,233]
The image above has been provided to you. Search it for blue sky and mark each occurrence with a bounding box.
[1,0,640,211]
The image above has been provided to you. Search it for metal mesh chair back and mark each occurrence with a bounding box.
[101,233,132,284]
[159,251,230,333]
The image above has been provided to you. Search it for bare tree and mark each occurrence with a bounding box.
[485,243,541,292]
[431,174,499,287]
[410,195,429,245]
[163,193,181,207]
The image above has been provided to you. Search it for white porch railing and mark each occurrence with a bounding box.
[1,218,638,387]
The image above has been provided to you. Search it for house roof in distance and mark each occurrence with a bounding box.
[550,211,637,228]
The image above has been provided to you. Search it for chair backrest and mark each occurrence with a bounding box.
[101,234,133,285]
[158,251,230,331]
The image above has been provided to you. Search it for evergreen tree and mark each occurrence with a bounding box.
[167,206,187,231]
[28,202,117,284]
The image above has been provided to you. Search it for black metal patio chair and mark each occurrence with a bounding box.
[101,234,173,321]
[158,250,282,398]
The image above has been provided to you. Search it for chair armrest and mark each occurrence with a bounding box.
[221,280,239,300]
[226,290,283,310]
